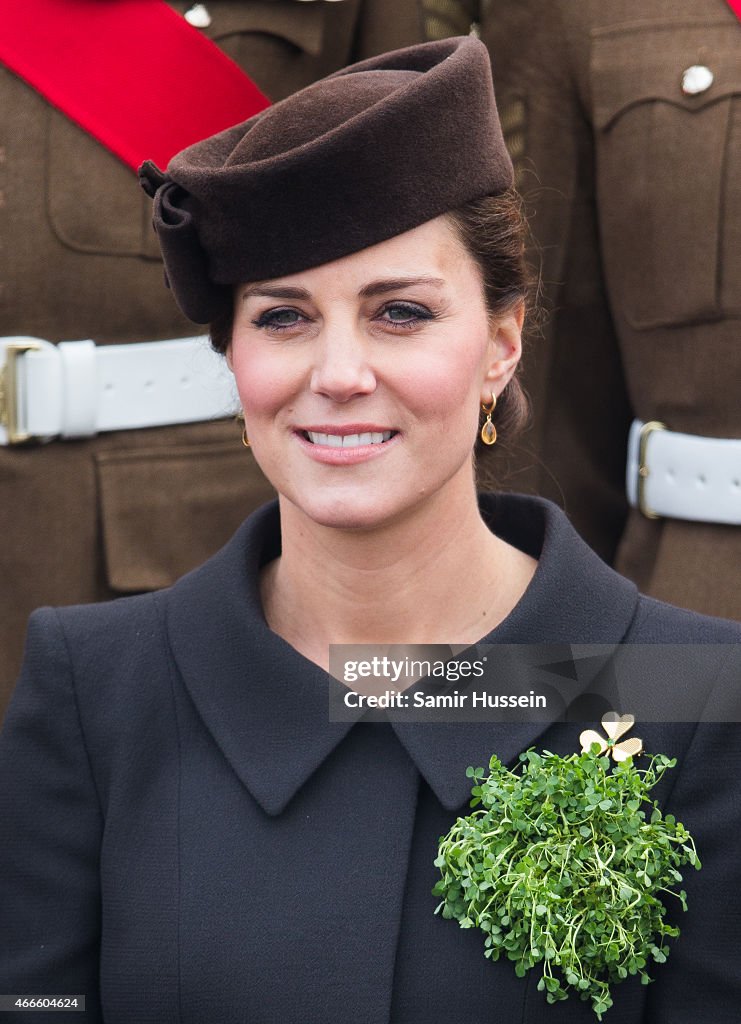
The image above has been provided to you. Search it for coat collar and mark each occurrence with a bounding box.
[162,494,640,816]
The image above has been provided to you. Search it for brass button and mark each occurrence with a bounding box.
[184,4,212,29]
[681,64,714,96]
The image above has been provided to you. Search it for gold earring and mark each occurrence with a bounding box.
[480,393,497,445]
[236,410,250,448]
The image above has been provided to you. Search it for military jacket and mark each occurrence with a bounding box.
[481,0,741,619]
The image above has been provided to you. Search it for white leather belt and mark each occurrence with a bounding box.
[627,419,741,525]
[0,336,239,445]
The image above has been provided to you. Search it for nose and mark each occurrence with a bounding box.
[309,320,376,402]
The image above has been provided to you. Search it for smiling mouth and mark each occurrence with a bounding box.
[302,430,397,448]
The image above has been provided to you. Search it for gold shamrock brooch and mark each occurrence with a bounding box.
[580,712,643,762]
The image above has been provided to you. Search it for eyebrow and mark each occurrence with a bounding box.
[241,285,311,300]
[358,276,446,298]
[240,276,446,302]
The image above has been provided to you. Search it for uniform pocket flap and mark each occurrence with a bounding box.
[212,3,325,57]
[96,442,275,592]
[591,20,741,130]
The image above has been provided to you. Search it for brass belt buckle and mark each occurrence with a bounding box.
[637,420,667,519]
[0,341,43,445]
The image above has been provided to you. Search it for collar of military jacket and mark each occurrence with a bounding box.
[162,494,640,816]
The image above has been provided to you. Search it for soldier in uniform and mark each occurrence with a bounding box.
[480,0,741,619]
[0,0,429,718]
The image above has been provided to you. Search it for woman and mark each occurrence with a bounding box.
[1,37,740,1024]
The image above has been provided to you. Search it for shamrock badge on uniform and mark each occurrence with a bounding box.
[579,712,643,762]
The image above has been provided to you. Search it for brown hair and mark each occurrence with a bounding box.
[445,188,532,446]
[211,188,534,444]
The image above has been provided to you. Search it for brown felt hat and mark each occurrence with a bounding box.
[139,36,513,324]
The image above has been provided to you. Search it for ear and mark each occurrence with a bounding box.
[481,301,524,402]
[225,341,234,372]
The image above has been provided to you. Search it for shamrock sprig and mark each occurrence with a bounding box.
[433,748,700,1019]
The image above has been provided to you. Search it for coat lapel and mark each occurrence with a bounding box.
[163,493,640,816]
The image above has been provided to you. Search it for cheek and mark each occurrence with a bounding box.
[406,335,488,425]
[230,340,299,421]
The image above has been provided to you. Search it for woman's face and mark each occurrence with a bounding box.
[228,215,522,532]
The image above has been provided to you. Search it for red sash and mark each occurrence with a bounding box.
[727,0,741,19]
[0,0,271,172]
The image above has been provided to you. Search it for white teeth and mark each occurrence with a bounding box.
[306,430,394,447]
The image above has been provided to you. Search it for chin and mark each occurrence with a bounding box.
[283,490,403,533]
[310,503,392,533]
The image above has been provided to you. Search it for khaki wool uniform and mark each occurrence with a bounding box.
[0,0,429,717]
[480,0,741,619]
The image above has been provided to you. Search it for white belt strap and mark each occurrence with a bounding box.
[0,336,239,445]
[627,419,741,525]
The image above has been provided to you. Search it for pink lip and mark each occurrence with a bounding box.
[293,428,400,465]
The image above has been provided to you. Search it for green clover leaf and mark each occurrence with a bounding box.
[433,749,699,1020]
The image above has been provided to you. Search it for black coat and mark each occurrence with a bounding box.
[1,494,740,1023]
